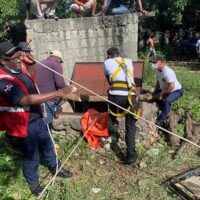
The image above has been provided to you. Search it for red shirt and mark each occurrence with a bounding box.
[78,0,87,3]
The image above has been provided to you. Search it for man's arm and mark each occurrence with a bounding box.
[161,82,175,97]
[19,86,76,105]
[136,0,147,14]
[152,80,160,94]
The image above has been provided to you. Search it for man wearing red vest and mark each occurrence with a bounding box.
[0,41,76,196]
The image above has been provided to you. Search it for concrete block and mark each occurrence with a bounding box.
[50,32,60,42]
[70,30,78,40]
[88,29,95,38]
[88,38,96,47]
[65,31,71,40]
[78,30,87,39]
[80,39,88,48]
[58,31,65,41]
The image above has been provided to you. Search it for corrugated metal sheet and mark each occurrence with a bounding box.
[71,61,144,99]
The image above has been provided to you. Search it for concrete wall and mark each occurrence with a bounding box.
[25,14,138,81]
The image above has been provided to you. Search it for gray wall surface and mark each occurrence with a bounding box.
[25,14,138,81]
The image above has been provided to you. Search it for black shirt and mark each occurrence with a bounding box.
[0,71,42,123]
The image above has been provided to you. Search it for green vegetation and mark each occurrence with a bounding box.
[0,0,25,39]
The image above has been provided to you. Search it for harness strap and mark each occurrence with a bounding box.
[110,58,124,82]
[109,58,140,119]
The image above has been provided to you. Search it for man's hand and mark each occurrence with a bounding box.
[152,92,162,100]
[102,3,107,12]
[59,85,77,97]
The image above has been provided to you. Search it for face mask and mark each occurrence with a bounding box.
[152,63,159,70]
[10,69,20,74]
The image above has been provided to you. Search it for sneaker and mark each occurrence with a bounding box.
[29,183,43,197]
[50,167,73,178]
[123,154,138,165]
[155,120,167,128]
[48,15,59,20]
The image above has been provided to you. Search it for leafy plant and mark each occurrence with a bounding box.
[0,0,25,39]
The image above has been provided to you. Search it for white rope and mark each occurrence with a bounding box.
[37,117,98,200]
[34,59,200,149]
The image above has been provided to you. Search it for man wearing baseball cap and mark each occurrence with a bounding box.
[17,41,36,78]
[0,41,75,196]
[151,56,184,127]
[35,50,67,129]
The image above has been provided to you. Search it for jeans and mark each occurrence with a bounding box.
[8,119,57,185]
[104,0,130,15]
[43,100,61,129]
[158,89,184,122]
[108,94,137,159]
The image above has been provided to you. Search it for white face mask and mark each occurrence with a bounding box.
[10,69,20,74]
[152,63,159,70]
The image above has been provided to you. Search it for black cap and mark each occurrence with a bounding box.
[0,41,18,58]
[107,46,120,56]
[151,56,165,63]
[17,42,32,52]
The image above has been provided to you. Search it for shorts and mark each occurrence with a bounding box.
[70,0,94,12]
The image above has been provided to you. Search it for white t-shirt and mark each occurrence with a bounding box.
[196,39,200,53]
[104,57,135,96]
[156,65,182,92]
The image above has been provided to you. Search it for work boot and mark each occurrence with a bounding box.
[50,167,73,178]
[29,183,43,197]
[123,153,138,165]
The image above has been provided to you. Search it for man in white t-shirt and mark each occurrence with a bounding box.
[196,38,200,62]
[104,47,139,165]
[151,56,183,126]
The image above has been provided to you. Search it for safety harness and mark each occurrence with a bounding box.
[109,58,140,119]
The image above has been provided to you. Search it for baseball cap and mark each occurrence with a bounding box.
[151,56,165,63]
[50,50,63,63]
[0,41,18,58]
[17,42,32,52]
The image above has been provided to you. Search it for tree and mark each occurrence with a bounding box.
[0,0,25,40]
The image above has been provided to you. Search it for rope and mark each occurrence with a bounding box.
[37,117,98,200]
[34,59,200,149]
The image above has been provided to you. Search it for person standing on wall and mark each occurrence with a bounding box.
[104,46,140,165]
[0,41,76,196]
[147,32,156,59]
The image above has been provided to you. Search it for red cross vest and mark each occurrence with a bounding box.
[0,68,30,138]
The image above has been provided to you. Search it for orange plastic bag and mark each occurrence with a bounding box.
[81,109,109,148]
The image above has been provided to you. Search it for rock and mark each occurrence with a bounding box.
[91,188,101,194]
[70,119,82,131]
[147,148,159,156]
[139,161,147,168]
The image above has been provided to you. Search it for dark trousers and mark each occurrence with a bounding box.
[8,119,57,185]
[108,94,137,159]
[159,89,184,122]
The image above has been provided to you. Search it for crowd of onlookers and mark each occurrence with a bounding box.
[26,0,148,19]
[140,30,200,62]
